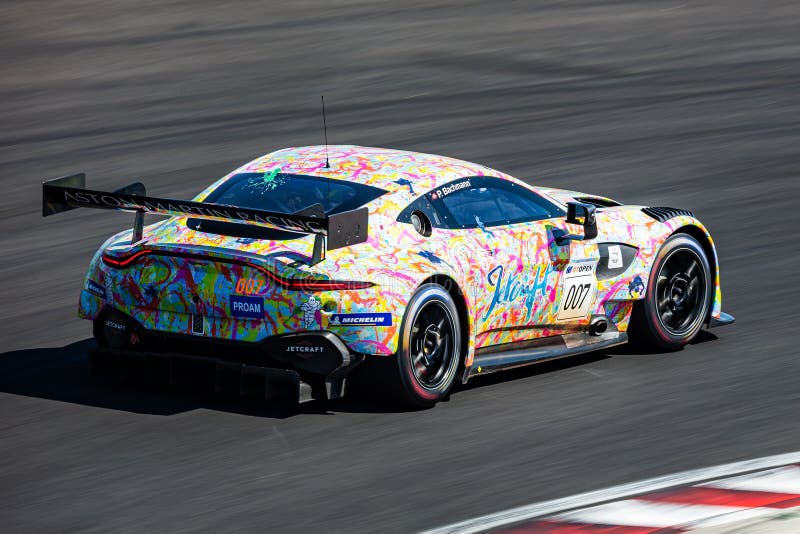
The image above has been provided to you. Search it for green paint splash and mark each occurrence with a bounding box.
[246,168,285,193]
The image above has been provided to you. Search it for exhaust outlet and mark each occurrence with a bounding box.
[589,317,608,336]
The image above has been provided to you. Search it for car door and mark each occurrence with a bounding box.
[426,177,553,349]
[490,183,601,335]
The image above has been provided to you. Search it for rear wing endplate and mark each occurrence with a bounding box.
[42,173,368,265]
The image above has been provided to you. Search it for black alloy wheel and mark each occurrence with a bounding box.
[655,247,706,336]
[630,233,712,350]
[394,284,462,407]
[409,300,456,390]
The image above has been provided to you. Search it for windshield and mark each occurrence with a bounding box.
[188,172,386,239]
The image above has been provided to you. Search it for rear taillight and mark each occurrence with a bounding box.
[286,279,374,291]
[243,261,373,290]
[102,250,373,290]
[102,249,150,268]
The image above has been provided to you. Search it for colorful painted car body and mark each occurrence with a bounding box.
[45,145,732,403]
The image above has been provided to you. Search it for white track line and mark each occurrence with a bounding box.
[421,451,800,534]
[701,465,800,494]
[684,507,781,529]
[553,499,774,529]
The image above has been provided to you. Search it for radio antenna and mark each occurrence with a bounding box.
[321,95,330,168]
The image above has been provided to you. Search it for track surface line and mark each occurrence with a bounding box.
[422,452,800,534]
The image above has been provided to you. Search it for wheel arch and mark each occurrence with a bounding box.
[670,224,719,321]
[418,274,473,382]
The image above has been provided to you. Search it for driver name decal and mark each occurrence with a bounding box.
[430,179,471,200]
[483,264,550,322]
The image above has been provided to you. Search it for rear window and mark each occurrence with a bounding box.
[188,172,386,239]
[204,172,386,214]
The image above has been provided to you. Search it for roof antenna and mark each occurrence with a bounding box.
[321,95,330,168]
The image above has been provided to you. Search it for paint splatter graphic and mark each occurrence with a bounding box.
[394,178,415,195]
[628,275,645,298]
[417,250,454,269]
[77,145,726,364]
[246,168,285,193]
[474,215,494,237]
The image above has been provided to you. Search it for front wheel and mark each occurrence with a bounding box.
[629,233,712,350]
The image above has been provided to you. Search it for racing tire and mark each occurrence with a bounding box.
[629,233,712,350]
[347,284,462,409]
[353,284,462,408]
[396,284,461,407]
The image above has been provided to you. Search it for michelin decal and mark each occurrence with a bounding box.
[328,313,392,327]
[85,279,106,299]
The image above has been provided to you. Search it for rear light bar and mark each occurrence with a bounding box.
[101,249,374,290]
[289,279,373,291]
[101,249,150,268]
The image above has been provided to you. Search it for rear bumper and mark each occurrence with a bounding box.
[92,308,363,402]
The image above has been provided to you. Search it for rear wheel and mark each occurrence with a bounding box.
[364,284,461,408]
[629,233,712,350]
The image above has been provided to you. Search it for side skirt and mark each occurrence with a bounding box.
[467,330,627,380]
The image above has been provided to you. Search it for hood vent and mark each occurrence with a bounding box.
[575,196,621,208]
[642,206,694,222]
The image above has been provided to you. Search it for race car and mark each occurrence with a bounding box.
[42,145,734,407]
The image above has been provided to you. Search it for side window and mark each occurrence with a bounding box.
[493,187,558,222]
[438,185,499,228]
[428,176,565,229]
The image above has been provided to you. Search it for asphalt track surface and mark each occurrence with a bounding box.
[1,1,799,532]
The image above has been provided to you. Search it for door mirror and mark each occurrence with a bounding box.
[557,201,598,244]
[566,201,598,239]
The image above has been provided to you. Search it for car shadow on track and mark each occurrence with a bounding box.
[453,351,611,393]
[334,350,617,414]
[0,339,436,416]
[0,338,331,419]
[606,329,719,356]
[0,332,718,417]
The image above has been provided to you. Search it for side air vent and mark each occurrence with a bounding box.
[642,206,694,222]
[576,196,621,208]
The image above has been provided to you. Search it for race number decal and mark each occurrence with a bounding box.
[557,262,598,321]
[235,278,265,295]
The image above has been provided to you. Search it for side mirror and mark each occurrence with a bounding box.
[557,201,598,244]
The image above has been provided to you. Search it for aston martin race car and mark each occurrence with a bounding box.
[42,145,734,406]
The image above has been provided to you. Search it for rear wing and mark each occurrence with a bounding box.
[42,173,368,265]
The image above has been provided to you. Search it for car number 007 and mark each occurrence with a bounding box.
[563,283,591,311]
[235,278,264,295]
[557,271,597,321]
